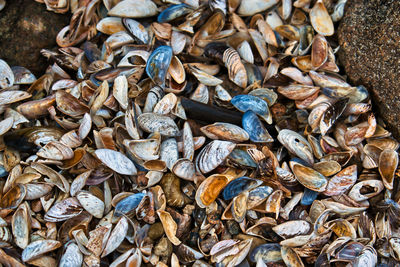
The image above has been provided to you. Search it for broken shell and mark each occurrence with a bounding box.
[278,129,314,165]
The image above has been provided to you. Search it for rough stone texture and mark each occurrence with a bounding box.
[338,0,400,138]
[0,0,70,76]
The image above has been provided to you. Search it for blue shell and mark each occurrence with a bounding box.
[113,193,145,220]
[157,4,191,23]
[242,111,273,143]
[222,176,262,200]
[146,46,173,87]
[0,166,8,178]
[248,186,273,202]
[232,95,271,123]
[228,149,257,168]
[249,243,282,263]
[301,188,319,205]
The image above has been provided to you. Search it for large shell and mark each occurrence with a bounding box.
[196,140,235,174]
[278,129,314,165]
[108,0,158,18]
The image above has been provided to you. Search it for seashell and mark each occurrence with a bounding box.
[321,199,367,215]
[311,34,328,69]
[242,111,274,143]
[196,140,235,174]
[249,243,282,263]
[108,0,158,18]
[0,90,31,105]
[379,149,398,190]
[222,176,263,200]
[188,65,223,86]
[323,165,357,196]
[276,25,300,41]
[301,188,319,206]
[249,88,278,106]
[313,160,341,176]
[12,203,30,249]
[310,0,334,36]
[113,193,145,221]
[158,4,192,23]
[0,59,14,89]
[36,141,74,161]
[248,29,268,63]
[281,246,304,267]
[76,191,105,219]
[237,41,254,64]
[278,129,314,165]
[309,70,350,88]
[321,151,353,166]
[21,239,61,262]
[59,242,83,267]
[125,135,160,162]
[237,0,279,16]
[96,17,125,35]
[201,122,249,142]
[232,191,248,223]
[112,75,128,110]
[190,83,209,104]
[176,243,204,264]
[348,180,384,201]
[172,158,196,181]
[0,184,26,209]
[353,246,377,267]
[280,67,313,86]
[232,95,272,124]
[160,138,179,170]
[102,216,129,257]
[331,0,347,22]
[290,161,327,192]
[223,48,247,88]
[168,56,186,84]
[138,113,180,137]
[25,183,53,200]
[44,197,83,222]
[278,84,320,101]
[146,46,173,87]
[11,66,36,85]
[319,98,348,135]
[158,210,181,246]
[122,18,149,45]
[160,173,190,207]
[273,220,311,239]
[94,149,137,175]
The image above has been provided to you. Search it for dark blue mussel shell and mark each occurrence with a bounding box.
[249,243,282,263]
[146,45,173,87]
[113,193,145,221]
[301,188,319,205]
[157,4,192,23]
[242,110,273,143]
[232,95,271,124]
[222,176,262,200]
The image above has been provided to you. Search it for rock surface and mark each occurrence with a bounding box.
[338,0,400,138]
[0,0,70,76]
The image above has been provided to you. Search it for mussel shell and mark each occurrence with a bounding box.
[228,149,258,168]
[222,176,262,200]
[232,95,272,124]
[157,4,192,23]
[146,46,173,87]
[108,0,158,18]
[0,184,26,209]
[310,0,334,36]
[113,193,145,222]
[249,243,282,263]
[201,122,249,142]
[242,111,274,143]
[290,161,327,192]
[272,220,311,239]
[301,188,319,206]
[137,113,180,137]
[44,197,83,222]
[278,129,314,165]
[196,175,229,208]
[323,165,357,196]
[196,140,235,174]
[247,186,274,208]
[11,66,36,85]
[122,18,149,44]
[0,59,14,89]
[379,149,398,190]
[237,0,279,16]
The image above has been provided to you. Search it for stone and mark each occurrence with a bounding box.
[338,0,400,138]
[0,0,70,76]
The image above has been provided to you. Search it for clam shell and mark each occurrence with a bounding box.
[278,129,314,165]
[146,46,173,87]
[94,149,137,175]
[323,165,357,196]
[290,161,327,192]
[379,149,398,190]
[108,0,158,18]
[137,113,180,137]
[310,0,334,36]
[196,140,235,174]
[242,111,274,143]
[21,239,61,262]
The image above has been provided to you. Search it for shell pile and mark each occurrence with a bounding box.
[0,0,399,266]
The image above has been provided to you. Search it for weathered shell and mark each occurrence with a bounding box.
[0,184,26,209]
[102,216,129,257]
[44,197,83,222]
[242,111,274,143]
[108,0,158,18]
[96,17,125,35]
[273,220,311,239]
[158,210,181,246]
[232,95,272,124]
[323,165,357,196]
[76,191,105,219]
[237,0,279,16]
[319,98,348,135]
[12,66,36,84]
[172,158,196,181]
[138,113,180,137]
[278,129,314,165]
[280,67,313,86]
[223,47,247,88]
[313,160,341,176]
[231,191,248,223]
[113,193,145,221]
[94,149,137,175]
[59,242,83,267]
[146,46,173,87]
[281,246,304,267]
[201,122,249,142]
[290,161,327,192]
[222,176,263,200]
[21,239,61,262]
[12,203,30,249]
[310,0,334,36]
[278,84,319,101]
[348,180,384,201]
[196,140,235,174]
[379,149,398,190]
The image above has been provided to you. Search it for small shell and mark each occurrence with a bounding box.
[96,17,125,35]
[146,46,173,87]
[379,149,398,190]
[22,240,61,262]
[158,210,181,246]
[108,0,158,18]
[249,243,282,263]
[310,0,334,36]
[242,111,274,143]
[323,165,357,196]
[196,140,235,174]
[237,0,279,16]
[201,122,249,142]
[222,176,263,200]
[44,197,83,222]
[348,180,384,202]
[0,59,14,89]
[138,113,180,137]
[196,174,229,208]
[232,95,272,124]
[278,129,314,165]
[102,216,129,257]
[94,149,137,175]
[290,161,327,192]
[281,246,304,267]
[272,220,311,239]
[223,48,247,88]
[278,84,320,100]
[76,191,105,219]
